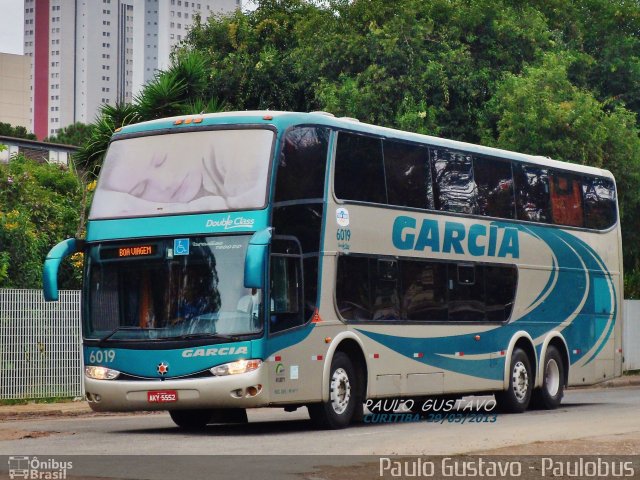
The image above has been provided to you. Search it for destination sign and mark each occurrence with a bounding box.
[101,244,158,260]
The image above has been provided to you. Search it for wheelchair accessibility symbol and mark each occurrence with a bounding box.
[174,239,190,255]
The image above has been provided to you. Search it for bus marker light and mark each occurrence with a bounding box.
[413,353,424,358]
[312,310,322,323]
[194,118,203,123]
[174,119,183,125]
[263,115,273,120]
[324,337,332,344]
[474,335,481,341]
[456,352,465,357]
[369,353,380,359]
[500,351,505,356]
[311,355,323,361]
[184,118,192,124]
[573,349,582,355]
[618,348,623,353]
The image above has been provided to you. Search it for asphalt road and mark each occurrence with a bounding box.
[0,386,639,479]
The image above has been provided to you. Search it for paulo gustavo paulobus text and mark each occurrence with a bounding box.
[379,457,635,478]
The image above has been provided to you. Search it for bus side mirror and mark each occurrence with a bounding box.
[244,228,272,289]
[43,238,83,301]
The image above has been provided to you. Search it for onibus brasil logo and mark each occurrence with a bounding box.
[8,456,72,479]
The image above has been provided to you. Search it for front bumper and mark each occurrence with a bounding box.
[84,367,269,412]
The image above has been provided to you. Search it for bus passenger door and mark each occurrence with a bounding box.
[267,237,318,403]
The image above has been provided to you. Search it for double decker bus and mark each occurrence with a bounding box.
[44,111,623,429]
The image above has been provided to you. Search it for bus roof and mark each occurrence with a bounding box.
[114,111,614,179]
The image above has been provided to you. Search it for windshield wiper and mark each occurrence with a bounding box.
[172,332,261,342]
[98,326,144,345]
[173,332,241,341]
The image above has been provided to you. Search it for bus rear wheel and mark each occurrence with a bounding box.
[308,352,357,429]
[531,345,565,410]
[495,347,533,413]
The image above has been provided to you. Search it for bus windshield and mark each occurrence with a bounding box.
[84,235,262,341]
[89,128,274,219]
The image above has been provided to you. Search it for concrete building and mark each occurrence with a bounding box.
[0,53,31,131]
[131,0,239,97]
[24,0,238,140]
[0,135,78,167]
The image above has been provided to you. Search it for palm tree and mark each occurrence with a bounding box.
[75,51,225,179]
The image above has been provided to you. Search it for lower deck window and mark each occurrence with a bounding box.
[336,255,517,323]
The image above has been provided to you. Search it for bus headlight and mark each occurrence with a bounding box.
[210,359,262,376]
[85,366,120,380]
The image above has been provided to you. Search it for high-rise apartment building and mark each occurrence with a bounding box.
[24,0,238,140]
[132,0,239,97]
[0,53,31,130]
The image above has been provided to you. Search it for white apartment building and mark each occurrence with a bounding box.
[132,0,239,97]
[24,0,238,139]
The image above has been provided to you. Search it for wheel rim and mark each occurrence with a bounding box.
[545,358,561,397]
[330,367,351,415]
[512,361,529,401]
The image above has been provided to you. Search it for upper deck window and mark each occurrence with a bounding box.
[549,172,583,227]
[334,132,386,204]
[583,176,617,229]
[514,164,551,223]
[274,126,329,202]
[432,148,477,214]
[384,140,434,210]
[90,128,274,219]
[474,156,515,219]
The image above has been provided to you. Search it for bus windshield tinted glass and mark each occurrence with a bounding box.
[90,129,274,219]
[85,236,262,341]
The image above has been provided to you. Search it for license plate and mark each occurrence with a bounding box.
[147,390,178,403]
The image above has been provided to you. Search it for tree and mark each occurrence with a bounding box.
[75,51,221,178]
[0,122,36,140]
[481,53,640,291]
[0,154,84,289]
[44,122,94,146]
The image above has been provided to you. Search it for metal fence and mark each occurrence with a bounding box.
[0,289,638,400]
[0,289,83,399]
[623,300,640,371]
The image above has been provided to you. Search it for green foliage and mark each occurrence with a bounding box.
[44,122,94,147]
[0,155,84,289]
[481,53,640,279]
[0,122,36,140]
[73,0,640,296]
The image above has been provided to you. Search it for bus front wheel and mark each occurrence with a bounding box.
[308,351,357,429]
[169,409,213,429]
[495,347,533,413]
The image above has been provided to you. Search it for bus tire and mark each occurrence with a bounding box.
[308,351,356,429]
[495,347,533,413]
[169,409,213,429]
[531,346,565,410]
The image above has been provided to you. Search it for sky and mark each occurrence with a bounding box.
[0,0,25,55]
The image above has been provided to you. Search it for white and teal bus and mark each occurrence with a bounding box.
[44,111,623,429]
